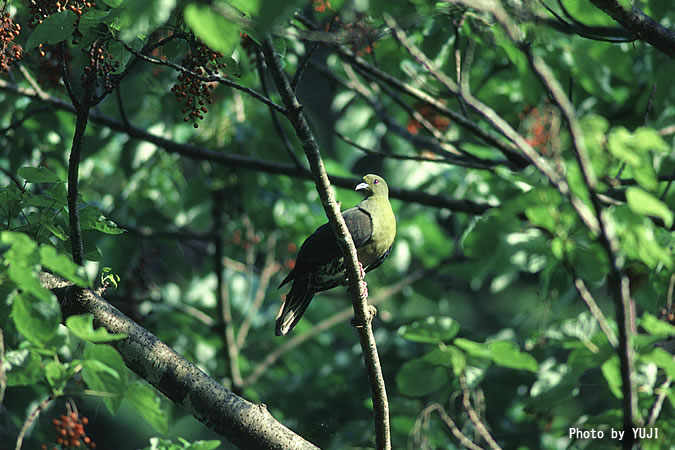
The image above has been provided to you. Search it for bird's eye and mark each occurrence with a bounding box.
[374,179,379,184]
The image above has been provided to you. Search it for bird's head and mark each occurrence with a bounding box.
[355,174,389,198]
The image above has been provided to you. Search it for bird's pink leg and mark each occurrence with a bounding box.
[358,262,368,298]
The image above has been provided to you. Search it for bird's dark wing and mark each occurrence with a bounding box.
[279,206,372,287]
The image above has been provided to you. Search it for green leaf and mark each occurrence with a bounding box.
[12,293,61,347]
[17,166,62,183]
[103,0,125,7]
[601,355,623,399]
[67,314,128,342]
[640,313,675,338]
[83,344,128,413]
[40,245,90,287]
[26,10,78,50]
[125,382,169,434]
[454,338,491,359]
[79,206,126,234]
[423,346,466,376]
[398,316,460,344]
[626,187,673,228]
[4,349,42,386]
[184,4,241,56]
[489,341,539,372]
[79,9,111,34]
[607,126,663,191]
[2,231,40,266]
[640,348,675,379]
[396,357,448,397]
[45,360,67,393]
[45,183,68,206]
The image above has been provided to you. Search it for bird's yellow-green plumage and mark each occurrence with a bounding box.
[276,174,396,336]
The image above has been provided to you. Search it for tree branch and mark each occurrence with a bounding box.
[0,78,492,215]
[243,262,435,387]
[589,0,675,59]
[452,0,639,442]
[41,272,318,449]
[261,36,391,450]
[212,190,243,393]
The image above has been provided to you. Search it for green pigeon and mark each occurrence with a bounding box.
[276,174,396,336]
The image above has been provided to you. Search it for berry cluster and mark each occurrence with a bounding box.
[0,12,22,72]
[82,40,120,91]
[406,103,451,136]
[171,39,226,128]
[43,411,96,449]
[27,0,96,28]
[520,104,558,154]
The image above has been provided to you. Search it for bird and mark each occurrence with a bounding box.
[275,174,396,336]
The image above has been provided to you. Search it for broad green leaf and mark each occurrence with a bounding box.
[608,126,662,191]
[45,360,67,393]
[38,214,68,241]
[40,246,90,287]
[396,357,448,397]
[2,231,40,266]
[102,0,125,7]
[45,183,68,206]
[184,4,241,56]
[253,0,305,35]
[423,346,466,376]
[67,314,128,342]
[125,382,169,434]
[489,341,539,372]
[79,9,112,34]
[11,293,61,347]
[601,355,623,399]
[83,344,128,413]
[26,10,77,49]
[454,338,491,359]
[398,316,460,344]
[626,187,673,228]
[4,349,42,386]
[640,313,675,338]
[79,206,126,234]
[17,166,62,183]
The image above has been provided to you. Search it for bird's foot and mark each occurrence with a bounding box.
[360,279,368,298]
[358,261,366,279]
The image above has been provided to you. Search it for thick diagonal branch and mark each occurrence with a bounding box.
[41,273,317,449]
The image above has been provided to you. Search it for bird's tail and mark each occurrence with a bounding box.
[275,276,315,336]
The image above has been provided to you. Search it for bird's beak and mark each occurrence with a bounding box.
[355,182,369,191]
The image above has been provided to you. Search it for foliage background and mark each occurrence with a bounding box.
[0,0,673,449]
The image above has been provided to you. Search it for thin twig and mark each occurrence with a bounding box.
[255,47,303,168]
[62,55,95,265]
[213,190,242,392]
[243,261,449,387]
[0,329,6,408]
[236,234,279,349]
[117,38,288,115]
[573,277,619,347]
[459,375,501,450]
[261,35,391,449]
[384,12,600,235]
[0,75,493,214]
[464,0,639,441]
[415,403,483,450]
[647,377,671,426]
[15,395,53,450]
[291,42,320,89]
